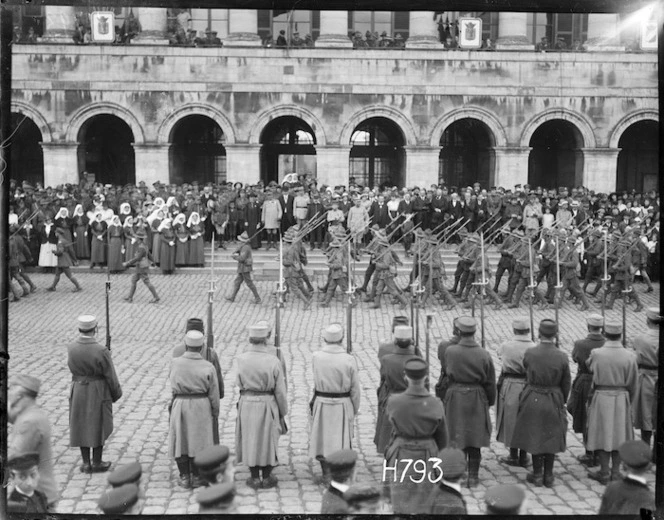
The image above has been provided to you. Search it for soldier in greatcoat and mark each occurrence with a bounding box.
[68,315,122,474]
[225,231,261,304]
[168,330,220,489]
[568,314,605,467]
[377,315,410,359]
[121,229,160,303]
[235,323,288,489]
[385,358,448,514]
[309,324,361,484]
[496,318,534,468]
[511,319,571,488]
[443,316,496,488]
[434,317,459,402]
[586,321,638,484]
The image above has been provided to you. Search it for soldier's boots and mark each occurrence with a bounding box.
[588,450,611,485]
[578,291,590,311]
[631,290,644,312]
[526,455,544,487]
[604,290,618,310]
[509,283,525,308]
[467,453,481,488]
[486,287,505,310]
[542,454,555,488]
[577,451,598,467]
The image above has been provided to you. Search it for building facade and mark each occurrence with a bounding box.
[9,7,659,192]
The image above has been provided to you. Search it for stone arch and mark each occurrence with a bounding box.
[339,106,417,146]
[65,102,145,144]
[429,107,507,148]
[248,105,327,146]
[157,103,236,145]
[520,108,597,148]
[608,109,659,149]
[10,101,53,143]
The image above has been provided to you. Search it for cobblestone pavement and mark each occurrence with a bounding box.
[8,271,659,515]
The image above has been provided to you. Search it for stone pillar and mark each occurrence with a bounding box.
[582,148,620,192]
[42,6,76,43]
[496,13,534,50]
[315,11,352,48]
[225,144,261,184]
[406,12,443,49]
[316,146,351,187]
[134,144,169,185]
[404,147,439,187]
[132,8,169,45]
[493,147,531,187]
[41,143,79,187]
[224,10,262,47]
[584,14,624,51]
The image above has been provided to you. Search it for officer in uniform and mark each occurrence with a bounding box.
[558,234,591,310]
[508,236,547,309]
[451,229,471,294]
[457,234,480,300]
[582,228,605,296]
[321,449,357,514]
[168,330,220,489]
[511,319,570,488]
[310,323,361,484]
[424,447,467,514]
[434,317,460,402]
[496,318,534,468]
[484,484,527,515]
[607,231,643,312]
[357,225,383,294]
[568,313,605,467]
[385,358,448,514]
[196,482,236,513]
[226,231,261,304]
[443,316,496,488]
[68,315,122,474]
[97,483,141,514]
[47,227,82,292]
[122,228,160,303]
[235,323,288,490]
[586,321,638,484]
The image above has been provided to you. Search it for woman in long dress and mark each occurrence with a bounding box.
[89,212,107,268]
[107,215,124,273]
[173,214,189,266]
[159,219,176,274]
[72,204,90,260]
[186,212,205,267]
[54,207,73,245]
[38,218,59,270]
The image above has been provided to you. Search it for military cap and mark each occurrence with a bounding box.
[325,449,357,473]
[392,316,409,328]
[184,330,205,347]
[197,482,235,510]
[604,321,622,335]
[394,325,413,341]
[404,358,428,379]
[323,323,343,343]
[237,231,249,242]
[437,447,466,479]
[248,321,270,339]
[646,307,662,323]
[194,445,230,472]
[512,318,530,331]
[586,313,604,327]
[328,239,343,248]
[107,461,142,487]
[618,440,651,469]
[457,316,477,333]
[78,314,97,332]
[484,484,526,514]
[7,451,39,471]
[11,374,40,397]
[186,318,205,333]
[538,319,558,337]
[98,483,139,514]
[343,483,381,505]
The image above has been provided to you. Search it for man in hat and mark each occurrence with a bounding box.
[282,229,312,309]
[68,315,123,473]
[197,482,236,513]
[511,319,571,488]
[47,227,82,292]
[226,231,261,304]
[7,452,49,514]
[507,235,548,309]
[235,323,288,490]
[443,316,496,488]
[343,483,382,514]
[451,230,472,294]
[370,234,408,309]
[377,316,411,359]
[496,318,534,468]
[493,227,516,293]
[8,375,58,509]
[484,484,526,515]
[586,321,638,484]
[310,323,361,483]
[501,229,526,302]
[320,237,353,308]
[599,440,656,514]
[357,225,383,294]
[97,483,141,515]
[558,232,592,310]
[434,317,460,402]
[420,231,458,309]
[168,330,220,489]
[321,449,357,514]
[385,358,448,514]
[568,313,606,467]
[424,447,467,514]
[121,229,160,303]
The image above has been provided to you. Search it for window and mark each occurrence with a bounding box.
[257,10,320,42]
[11,5,45,37]
[349,11,409,40]
[188,9,230,39]
[527,13,587,47]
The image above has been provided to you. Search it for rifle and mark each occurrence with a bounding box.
[554,236,561,348]
[527,236,536,342]
[346,239,354,354]
[622,286,629,348]
[207,232,216,360]
[601,231,610,320]
[425,314,433,391]
[472,232,488,348]
[105,266,111,350]
[275,236,286,350]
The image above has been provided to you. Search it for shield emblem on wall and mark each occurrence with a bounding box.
[90,11,115,42]
[98,16,109,35]
[458,17,482,49]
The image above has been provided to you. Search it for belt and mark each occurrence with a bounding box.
[528,384,558,390]
[173,393,208,399]
[72,375,105,383]
[450,382,483,389]
[240,389,275,396]
[594,385,627,391]
[314,390,351,399]
[638,364,658,371]
[502,373,526,380]
[395,433,433,441]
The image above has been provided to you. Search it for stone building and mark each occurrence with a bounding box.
[9,6,659,192]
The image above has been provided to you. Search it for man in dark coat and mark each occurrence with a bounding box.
[278,183,296,234]
[434,317,459,402]
[369,195,390,229]
[7,452,49,514]
[511,319,571,488]
[377,316,410,359]
[320,449,356,514]
[243,193,262,249]
[424,447,467,514]
[443,316,496,488]
[430,188,449,230]
[568,313,605,467]
[122,229,160,303]
[68,315,123,473]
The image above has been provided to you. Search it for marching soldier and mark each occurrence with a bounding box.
[537,228,558,304]
[420,232,458,309]
[493,227,515,293]
[451,229,471,294]
[443,316,496,488]
[434,317,460,402]
[558,232,591,310]
[235,323,288,490]
[292,226,315,294]
[122,228,160,303]
[496,318,534,468]
[502,229,525,302]
[586,321,638,484]
[511,319,571,488]
[357,225,382,294]
[463,240,505,310]
[371,235,408,309]
[320,238,353,308]
[68,315,122,474]
[606,231,643,312]
[385,358,448,514]
[310,324,361,483]
[583,228,605,296]
[458,234,479,300]
[568,314,605,467]
[508,233,547,309]
[47,227,82,293]
[282,228,311,309]
[226,231,261,304]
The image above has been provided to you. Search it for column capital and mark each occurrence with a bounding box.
[493,146,533,154]
[579,147,621,155]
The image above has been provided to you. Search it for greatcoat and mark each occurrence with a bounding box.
[631,328,659,431]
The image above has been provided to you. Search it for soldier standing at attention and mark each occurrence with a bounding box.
[122,228,160,303]
[568,314,605,468]
[225,231,261,304]
[235,323,288,490]
[443,316,496,488]
[68,315,122,474]
[377,315,410,359]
